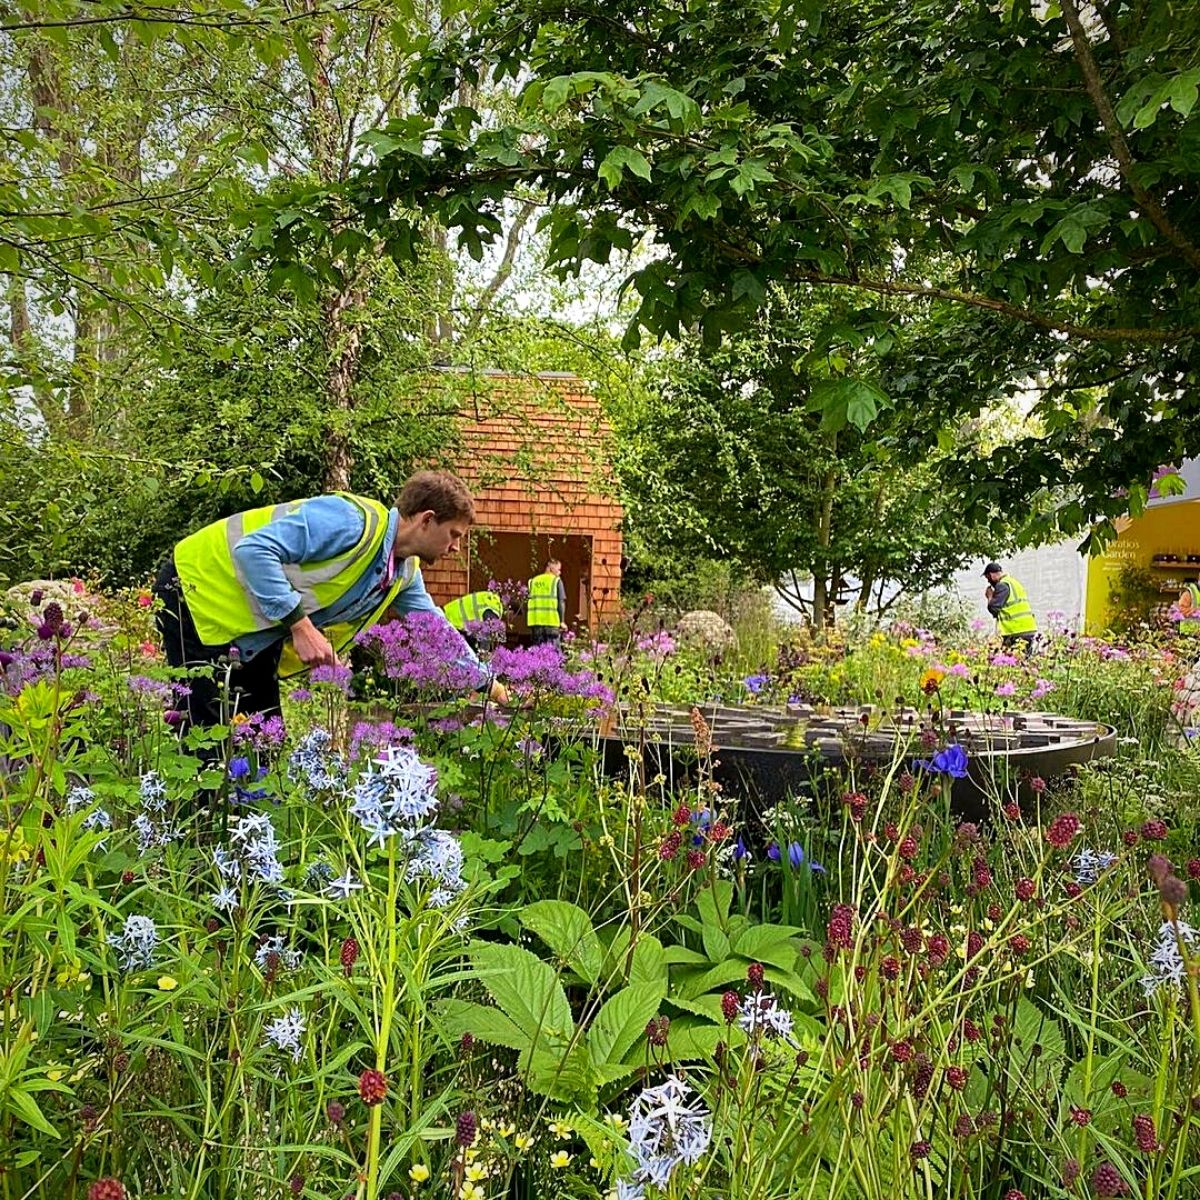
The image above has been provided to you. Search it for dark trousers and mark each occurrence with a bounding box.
[1002,632,1036,658]
[530,626,562,647]
[152,556,284,728]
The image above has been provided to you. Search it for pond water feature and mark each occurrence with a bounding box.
[596,701,1117,821]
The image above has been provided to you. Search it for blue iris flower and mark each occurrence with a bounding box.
[915,743,969,779]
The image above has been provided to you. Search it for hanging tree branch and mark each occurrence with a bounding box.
[1059,0,1200,273]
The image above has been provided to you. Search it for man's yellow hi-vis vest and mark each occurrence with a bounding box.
[174,493,416,672]
[526,573,561,627]
[444,591,503,631]
[997,576,1037,637]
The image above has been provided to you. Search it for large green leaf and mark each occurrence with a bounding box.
[437,999,530,1052]
[522,1042,595,1103]
[469,941,574,1042]
[807,377,890,433]
[588,984,667,1066]
[629,933,668,987]
[662,1016,742,1062]
[519,900,604,985]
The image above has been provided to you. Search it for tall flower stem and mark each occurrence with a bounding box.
[364,838,399,1199]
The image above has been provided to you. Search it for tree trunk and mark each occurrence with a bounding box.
[7,276,60,430]
[855,481,887,609]
[812,449,837,632]
[321,281,367,491]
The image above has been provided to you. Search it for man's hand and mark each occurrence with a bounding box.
[985,586,995,600]
[290,616,337,669]
[488,679,509,706]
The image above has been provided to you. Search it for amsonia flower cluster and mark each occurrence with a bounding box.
[617,1074,712,1196]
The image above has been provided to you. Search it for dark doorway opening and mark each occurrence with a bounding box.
[468,531,594,637]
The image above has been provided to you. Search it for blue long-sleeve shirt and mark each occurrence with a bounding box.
[230,495,486,683]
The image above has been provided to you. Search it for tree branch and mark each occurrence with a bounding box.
[461,198,538,340]
[0,0,379,32]
[1060,0,1200,273]
[782,266,1196,343]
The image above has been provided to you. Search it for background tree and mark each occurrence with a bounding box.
[281,0,1200,544]
[614,293,1013,627]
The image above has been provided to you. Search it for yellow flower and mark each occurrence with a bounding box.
[1,827,32,865]
[550,1150,571,1169]
[589,1157,602,1170]
[230,712,250,726]
[56,963,89,988]
[409,1164,430,1184]
[465,1164,489,1182]
[549,1119,573,1140]
[603,1113,628,1131]
[46,1065,67,1082]
[496,1122,516,1139]
[920,667,945,695]
[514,1133,534,1151]
[157,976,179,991]
[460,1183,485,1200]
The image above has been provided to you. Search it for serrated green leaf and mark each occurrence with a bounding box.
[519,900,603,985]
[438,999,529,1052]
[469,941,574,1042]
[588,984,666,1066]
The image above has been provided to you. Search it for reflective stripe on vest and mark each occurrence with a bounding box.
[174,493,391,646]
[276,554,419,679]
[444,591,502,630]
[997,576,1037,637]
[527,573,561,627]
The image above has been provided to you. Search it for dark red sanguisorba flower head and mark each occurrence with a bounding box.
[87,1183,125,1200]
[358,1068,387,1106]
[1045,812,1080,849]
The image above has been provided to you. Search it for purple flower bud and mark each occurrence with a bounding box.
[30,588,43,606]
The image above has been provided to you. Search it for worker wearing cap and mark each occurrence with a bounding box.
[983,562,1037,655]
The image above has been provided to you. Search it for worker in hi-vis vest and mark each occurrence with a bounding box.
[526,558,566,647]
[152,471,508,730]
[443,590,504,650]
[983,561,1037,656]
[1177,582,1200,636]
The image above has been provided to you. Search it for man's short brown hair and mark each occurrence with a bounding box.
[397,470,476,523]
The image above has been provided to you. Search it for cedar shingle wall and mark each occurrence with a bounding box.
[420,373,624,629]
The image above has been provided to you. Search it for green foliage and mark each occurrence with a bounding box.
[613,294,1010,622]
[441,902,668,1106]
[276,0,1200,541]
